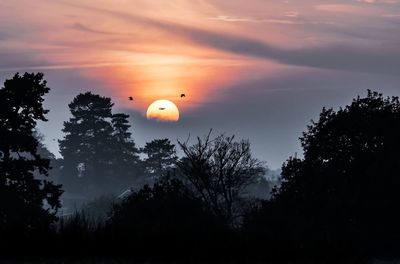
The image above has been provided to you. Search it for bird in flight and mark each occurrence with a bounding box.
[128,96,133,101]
[159,107,166,110]
[180,94,186,98]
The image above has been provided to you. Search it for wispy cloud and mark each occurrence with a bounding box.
[71,23,129,36]
[356,0,400,4]
[65,4,400,75]
[208,15,299,24]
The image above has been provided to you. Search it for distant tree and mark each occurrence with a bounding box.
[107,177,225,254]
[33,131,63,184]
[59,92,114,195]
[111,113,142,188]
[244,175,271,200]
[59,92,140,197]
[0,72,62,237]
[244,91,400,255]
[177,133,265,226]
[34,131,56,161]
[142,139,177,179]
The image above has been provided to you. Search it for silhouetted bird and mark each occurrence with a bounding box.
[128,97,133,101]
[159,107,166,110]
[180,94,186,98]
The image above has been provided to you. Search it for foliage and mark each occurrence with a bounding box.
[106,177,227,254]
[142,138,177,180]
[0,72,62,237]
[59,92,141,197]
[244,91,400,256]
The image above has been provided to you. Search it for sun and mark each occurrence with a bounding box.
[146,99,180,122]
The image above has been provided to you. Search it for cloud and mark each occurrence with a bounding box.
[184,31,400,74]
[65,3,400,75]
[71,23,129,35]
[208,15,300,24]
[356,0,400,4]
[315,4,374,14]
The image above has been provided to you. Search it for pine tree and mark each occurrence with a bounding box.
[111,113,142,189]
[59,93,140,197]
[0,72,62,236]
[142,139,177,180]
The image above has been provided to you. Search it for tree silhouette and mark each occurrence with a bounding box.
[244,90,400,255]
[0,72,62,237]
[59,92,140,197]
[178,133,265,226]
[111,113,142,188]
[106,177,225,256]
[59,92,114,195]
[142,139,177,180]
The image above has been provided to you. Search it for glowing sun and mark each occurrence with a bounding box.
[146,99,180,122]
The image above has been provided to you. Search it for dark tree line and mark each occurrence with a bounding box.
[1,72,400,262]
[243,91,400,258]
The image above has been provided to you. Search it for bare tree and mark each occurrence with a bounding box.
[177,132,265,225]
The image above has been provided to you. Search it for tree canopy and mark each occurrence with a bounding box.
[0,72,62,236]
[245,91,400,255]
[59,92,141,197]
[142,138,177,180]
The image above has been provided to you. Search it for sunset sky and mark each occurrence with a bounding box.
[1,0,400,168]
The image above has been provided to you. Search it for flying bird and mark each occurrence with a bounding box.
[128,96,133,101]
[180,94,186,98]
[159,107,166,110]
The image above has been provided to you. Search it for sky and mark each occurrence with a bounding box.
[0,0,400,168]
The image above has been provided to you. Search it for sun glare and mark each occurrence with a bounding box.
[146,99,180,122]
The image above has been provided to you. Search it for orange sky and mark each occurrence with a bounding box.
[2,0,399,116]
[1,0,400,166]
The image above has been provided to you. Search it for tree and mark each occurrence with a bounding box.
[142,139,177,180]
[111,113,142,188]
[0,72,62,237]
[106,177,225,255]
[33,131,62,184]
[244,91,400,255]
[177,132,265,226]
[59,92,140,197]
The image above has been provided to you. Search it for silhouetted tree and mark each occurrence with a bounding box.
[35,131,56,161]
[59,92,114,195]
[142,139,177,180]
[59,92,140,196]
[244,91,400,256]
[106,177,226,256]
[33,131,63,184]
[178,133,265,226]
[111,113,142,188]
[0,72,62,238]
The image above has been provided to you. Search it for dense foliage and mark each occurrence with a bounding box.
[244,91,400,257]
[0,73,62,238]
[59,92,141,197]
